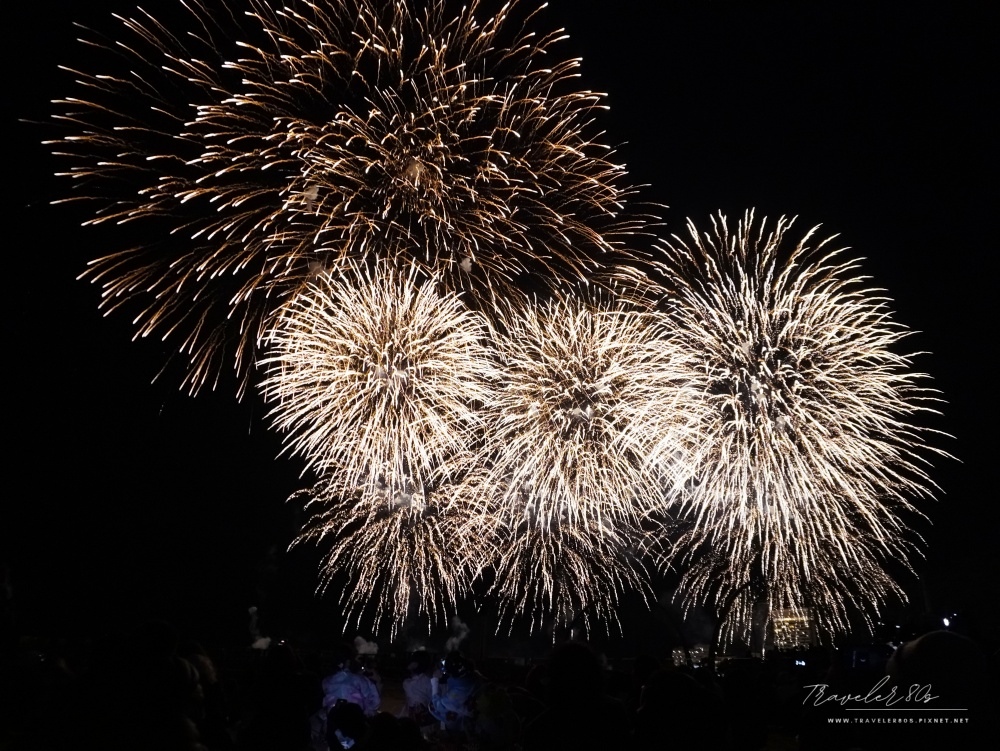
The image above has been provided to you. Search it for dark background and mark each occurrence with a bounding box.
[6,1,996,653]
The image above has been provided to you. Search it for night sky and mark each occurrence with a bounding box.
[6,1,996,652]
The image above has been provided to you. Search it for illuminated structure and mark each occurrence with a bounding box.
[772,609,815,651]
[672,643,709,667]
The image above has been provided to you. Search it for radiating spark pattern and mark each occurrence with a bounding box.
[463,289,701,636]
[482,291,701,537]
[259,261,495,495]
[50,1,951,639]
[664,521,914,645]
[487,520,652,635]
[51,0,642,394]
[650,211,947,642]
[265,277,699,634]
[292,466,492,637]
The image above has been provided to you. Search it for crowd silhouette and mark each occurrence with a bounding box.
[1,612,996,750]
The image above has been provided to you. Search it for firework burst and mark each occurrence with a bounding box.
[293,464,492,637]
[259,260,496,494]
[480,290,702,539]
[263,258,497,633]
[52,0,643,393]
[465,288,701,634]
[649,211,947,641]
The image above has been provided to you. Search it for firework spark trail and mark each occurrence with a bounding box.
[461,288,701,635]
[50,1,951,639]
[263,258,499,634]
[484,518,652,635]
[481,290,703,538]
[687,535,910,646]
[292,465,493,637]
[264,273,696,634]
[652,513,917,645]
[648,211,948,641]
[259,260,496,495]
[51,0,645,394]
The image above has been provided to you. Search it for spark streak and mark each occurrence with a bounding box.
[53,0,643,394]
[649,211,948,642]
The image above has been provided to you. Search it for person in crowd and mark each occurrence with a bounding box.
[326,699,369,750]
[400,651,435,732]
[522,640,630,750]
[633,668,731,750]
[322,644,381,716]
[879,629,995,750]
[179,638,235,750]
[311,643,381,750]
[238,640,320,751]
[429,651,480,736]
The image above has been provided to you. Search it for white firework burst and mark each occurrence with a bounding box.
[259,260,496,495]
[481,290,702,538]
[650,210,948,641]
[293,463,493,637]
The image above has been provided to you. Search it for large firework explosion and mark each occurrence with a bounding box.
[259,260,496,495]
[481,290,702,538]
[291,464,493,637]
[649,211,947,642]
[262,259,499,632]
[459,288,700,636]
[52,0,644,394]
[47,0,952,641]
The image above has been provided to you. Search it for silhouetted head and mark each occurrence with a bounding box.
[330,642,360,673]
[547,641,604,699]
[407,650,433,675]
[442,651,470,679]
[887,630,989,707]
[328,699,368,747]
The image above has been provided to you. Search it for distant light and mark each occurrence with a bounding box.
[943,617,950,628]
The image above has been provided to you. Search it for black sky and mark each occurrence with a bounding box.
[6,1,997,649]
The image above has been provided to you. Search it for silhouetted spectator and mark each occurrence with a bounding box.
[237,641,319,751]
[626,653,661,716]
[400,651,435,732]
[326,699,369,749]
[179,638,234,750]
[717,658,770,751]
[71,619,208,751]
[506,662,546,731]
[633,668,731,750]
[879,630,996,750]
[522,641,630,750]
[430,651,481,736]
